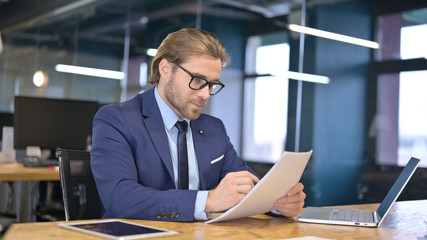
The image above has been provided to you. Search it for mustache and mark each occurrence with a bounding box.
[195,99,207,107]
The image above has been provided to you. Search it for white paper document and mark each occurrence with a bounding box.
[206,150,312,224]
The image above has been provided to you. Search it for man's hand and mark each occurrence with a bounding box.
[274,183,306,217]
[205,171,259,213]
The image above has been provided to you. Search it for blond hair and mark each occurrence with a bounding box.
[148,28,230,85]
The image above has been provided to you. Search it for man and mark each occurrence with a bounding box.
[91,28,305,222]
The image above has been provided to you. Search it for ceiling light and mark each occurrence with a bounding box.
[55,64,125,80]
[33,70,48,87]
[146,48,157,57]
[277,71,330,84]
[288,24,380,49]
[140,16,149,25]
[247,71,330,84]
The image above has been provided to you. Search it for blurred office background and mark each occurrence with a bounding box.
[0,0,426,213]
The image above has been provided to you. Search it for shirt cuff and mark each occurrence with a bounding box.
[194,190,210,221]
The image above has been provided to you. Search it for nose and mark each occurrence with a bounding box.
[197,85,211,101]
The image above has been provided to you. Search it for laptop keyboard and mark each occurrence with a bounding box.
[330,209,374,223]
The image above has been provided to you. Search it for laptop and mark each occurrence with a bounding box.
[298,157,420,227]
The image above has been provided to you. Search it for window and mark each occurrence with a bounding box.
[242,34,289,163]
[376,71,427,167]
[375,9,427,167]
[376,8,427,61]
[400,23,427,60]
[398,71,427,165]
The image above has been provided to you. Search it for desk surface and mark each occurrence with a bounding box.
[3,200,426,240]
[0,163,60,181]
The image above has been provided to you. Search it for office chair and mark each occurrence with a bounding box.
[56,148,102,221]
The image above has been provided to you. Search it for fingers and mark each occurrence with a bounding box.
[276,191,306,204]
[226,171,258,194]
[275,183,305,205]
[249,172,260,183]
[230,171,260,184]
[274,183,306,217]
[274,202,305,216]
[274,195,305,217]
[223,171,258,189]
[205,171,258,212]
[286,182,304,196]
[235,183,253,194]
[275,192,306,206]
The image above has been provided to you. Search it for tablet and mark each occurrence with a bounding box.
[58,219,179,239]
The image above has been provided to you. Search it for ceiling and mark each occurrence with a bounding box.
[2,0,426,56]
[0,1,281,48]
[0,0,361,59]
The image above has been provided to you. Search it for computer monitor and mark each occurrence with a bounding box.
[0,112,14,140]
[14,96,99,155]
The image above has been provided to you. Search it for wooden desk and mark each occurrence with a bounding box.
[3,200,426,240]
[0,163,59,181]
[0,163,60,222]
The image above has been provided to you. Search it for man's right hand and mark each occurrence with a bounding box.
[204,171,259,213]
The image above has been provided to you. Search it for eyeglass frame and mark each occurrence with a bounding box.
[175,64,225,95]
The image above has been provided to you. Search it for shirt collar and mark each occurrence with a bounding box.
[154,86,189,131]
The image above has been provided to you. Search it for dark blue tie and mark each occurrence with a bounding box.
[175,121,189,189]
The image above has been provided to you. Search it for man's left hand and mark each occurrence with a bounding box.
[274,182,306,217]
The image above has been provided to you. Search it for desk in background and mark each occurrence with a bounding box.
[3,200,427,240]
[0,163,59,181]
[0,163,60,222]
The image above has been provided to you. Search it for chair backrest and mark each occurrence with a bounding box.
[56,148,101,221]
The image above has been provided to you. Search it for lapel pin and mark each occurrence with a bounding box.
[199,130,204,135]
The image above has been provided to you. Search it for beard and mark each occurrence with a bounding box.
[164,75,207,120]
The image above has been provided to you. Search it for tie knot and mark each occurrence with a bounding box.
[175,120,188,133]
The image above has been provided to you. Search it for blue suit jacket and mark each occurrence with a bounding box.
[91,87,254,222]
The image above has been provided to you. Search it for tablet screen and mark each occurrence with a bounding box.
[59,220,179,239]
[74,221,164,236]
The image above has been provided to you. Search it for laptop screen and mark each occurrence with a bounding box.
[376,157,420,220]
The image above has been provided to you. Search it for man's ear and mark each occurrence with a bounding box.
[159,58,171,79]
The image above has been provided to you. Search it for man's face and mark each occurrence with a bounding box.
[158,54,222,120]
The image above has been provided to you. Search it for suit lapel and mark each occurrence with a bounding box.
[190,120,211,190]
[141,89,175,182]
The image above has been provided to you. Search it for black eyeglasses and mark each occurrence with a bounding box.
[175,64,225,95]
